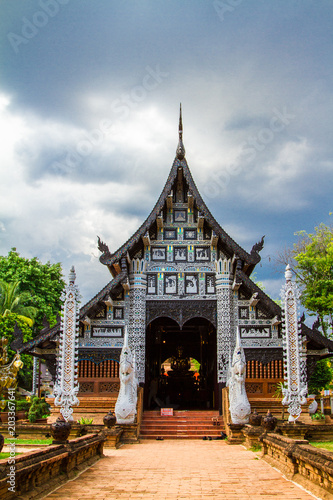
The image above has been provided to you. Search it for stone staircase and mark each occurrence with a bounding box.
[249,398,311,421]
[47,396,118,424]
[249,398,286,419]
[140,410,225,440]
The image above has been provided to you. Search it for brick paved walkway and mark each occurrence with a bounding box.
[45,440,318,500]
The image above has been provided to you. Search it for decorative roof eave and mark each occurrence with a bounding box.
[18,322,60,354]
[301,323,333,353]
[79,271,127,317]
[99,156,262,268]
[237,269,333,353]
[19,271,128,354]
[99,157,182,267]
[236,269,281,318]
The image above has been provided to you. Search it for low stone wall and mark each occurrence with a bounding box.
[0,423,85,440]
[303,424,333,442]
[103,427,123,448]
[261,433,333,499]
[0,433,105,500]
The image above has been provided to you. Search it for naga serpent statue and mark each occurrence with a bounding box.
[115,329,138,424]
[227,328,251,425]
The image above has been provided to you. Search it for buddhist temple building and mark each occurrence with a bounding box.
[20,107,333,412]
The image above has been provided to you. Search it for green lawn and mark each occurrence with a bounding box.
[310,441,333,452]
[0,452,20,459]
[250,443,262,452]
[4,438,52,445]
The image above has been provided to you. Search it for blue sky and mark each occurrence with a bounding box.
[0,1,332,310]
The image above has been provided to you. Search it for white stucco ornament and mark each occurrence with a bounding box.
[227,328,251,424]
[115,328,138,424]
[281,264,307,422]
[53,266,80,421]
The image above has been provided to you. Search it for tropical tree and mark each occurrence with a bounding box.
[293,224,333,337]
[0,280,37,327]
[0,249,65,390]
[308,359,333,395]
[0,249,65,333]
[0,280,36,390]
[277,222,333,338]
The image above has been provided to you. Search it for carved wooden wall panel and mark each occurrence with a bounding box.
[146,300,217,328]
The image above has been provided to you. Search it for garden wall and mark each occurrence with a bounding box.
[262,432,333,499]
[0,433,105,499]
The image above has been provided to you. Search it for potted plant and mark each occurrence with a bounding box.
[28,396,51,423]
[0,399,7,423]
[78,417,94,425]
[0,398,31,422]
[16,399,31,420]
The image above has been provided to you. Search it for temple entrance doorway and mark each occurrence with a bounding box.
[145,317,217,410]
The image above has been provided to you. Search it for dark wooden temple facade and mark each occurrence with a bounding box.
[21,108,333,411]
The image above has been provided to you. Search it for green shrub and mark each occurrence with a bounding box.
[0,399,30,412]
[27,397,50,423]
[311,410,325,420]
[16,400,31,412]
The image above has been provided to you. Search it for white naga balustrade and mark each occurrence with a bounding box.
[281,264,307,422]
[227,327,251,424]
[53,266,80,421]
[115,327,138,424]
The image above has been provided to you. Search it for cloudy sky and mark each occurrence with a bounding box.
[1,1,332,309]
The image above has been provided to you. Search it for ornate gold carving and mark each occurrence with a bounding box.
[0,337,23,391]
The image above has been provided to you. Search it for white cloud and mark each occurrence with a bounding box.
[1,1,333,306]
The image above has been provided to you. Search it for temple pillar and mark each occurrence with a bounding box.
[128,259,147,385]
[32,356,39,396]
[281,264,307,421]
[53,266,80,421]
[216,259,237,385]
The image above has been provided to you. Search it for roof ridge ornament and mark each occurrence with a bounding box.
[250,235,265,264]
[176,103,186,160]
[250,235,265,256]
[97,235,112,264]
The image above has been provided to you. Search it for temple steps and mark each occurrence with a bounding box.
[46,396,118,424]
[140,410,225,440]
[248,398,311,420]
[249,398,286,418]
